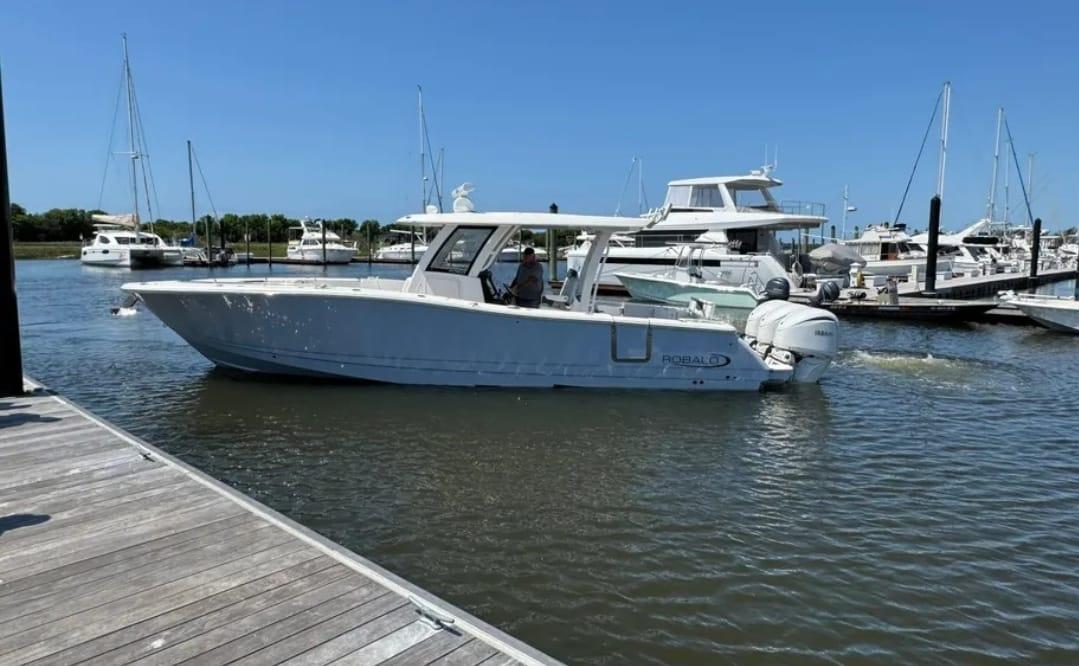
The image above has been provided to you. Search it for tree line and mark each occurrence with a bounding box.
[10,203,579,249]
[9,203,384,245]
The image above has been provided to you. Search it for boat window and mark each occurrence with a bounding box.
[664,185,692,207]
[727,229,759,253]
[689,185,726,208]
[98,235,111,244]
[427,226,496,275]
[117,237,131,244]
[732,187,771,211]
[303,239,318,246]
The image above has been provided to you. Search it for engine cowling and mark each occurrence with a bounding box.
[745,301,840,383]
[744,300,791,346]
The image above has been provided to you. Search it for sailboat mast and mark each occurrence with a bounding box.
[439,147,445,213]
[418,86,426,212]
[987,107,1002,221]
[842,184,850,239]
[122,34,140,235]
[936,81,951,198]
[637,158,644,214]
[1003,138,1011,227]
[1027,153,1035,208]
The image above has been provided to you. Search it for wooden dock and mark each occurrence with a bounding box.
[0,382,559,665]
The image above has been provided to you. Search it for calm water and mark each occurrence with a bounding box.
[14,260,1079,664]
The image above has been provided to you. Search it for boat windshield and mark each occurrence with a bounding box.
[731,187,777,212]
[427,226,495,275]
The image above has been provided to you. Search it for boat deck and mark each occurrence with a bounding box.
[0,382,558,665]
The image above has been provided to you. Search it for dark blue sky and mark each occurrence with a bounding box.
[3,1,1076,230]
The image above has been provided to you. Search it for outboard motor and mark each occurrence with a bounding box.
[744,299,790,348]
[763,277,790,301]
[770,306,839,383]
[807,280,841,306]
[744,300,840,383]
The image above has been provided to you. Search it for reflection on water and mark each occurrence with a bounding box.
[15,261,1079,664]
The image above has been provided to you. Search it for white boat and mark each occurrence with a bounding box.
[376,229,429,261]
[1003,293,1079,333]
[614,244,763,328]
[81,217,183,268]
[841,223,952,278]
[83,36,182,269]
[497,241,549,263]
[567,167,827,289]
[124,188,840,390]
[286,219,356,264]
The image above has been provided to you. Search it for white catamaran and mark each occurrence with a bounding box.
[82,34,182,269]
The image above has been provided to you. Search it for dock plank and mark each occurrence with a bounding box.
[0,387,556,666]
[29,556,338,665]
[429,639,501,665]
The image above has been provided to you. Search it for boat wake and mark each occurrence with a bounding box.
[840,350,980,383]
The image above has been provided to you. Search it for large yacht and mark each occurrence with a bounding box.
[286,219,356,264]
[566,167,826,289]
[81,215,183,268]
[841,223,951,278]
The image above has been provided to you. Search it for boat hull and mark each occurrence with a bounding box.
[1011,298,1079,333]
[129,283,791,391]
[81,246,182,268]
[286,248,355,264]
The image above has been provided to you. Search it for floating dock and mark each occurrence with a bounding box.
[0,381,558,665]
[898,267,1075,299]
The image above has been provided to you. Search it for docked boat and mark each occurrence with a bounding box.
[83,36,183,269]
[124,188,840,390]
[614,244,764,328]
[497,241,549,262]
[375,229,429,261]
[841,223,952,278]
[286,219,356,264]
[566,168,827,289]
[1002,293,1079,333]
[81,216,183,268]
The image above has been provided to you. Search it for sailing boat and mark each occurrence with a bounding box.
[82,34,181,268]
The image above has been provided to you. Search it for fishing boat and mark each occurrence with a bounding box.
[286,219,356,264]
[124,187,840,389]
[83,35,183,269]
[566,167,826,289]
[614,244,764,328]
[1002,293,1079,333]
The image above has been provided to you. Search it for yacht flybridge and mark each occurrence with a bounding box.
[124,188,839,390]
[567,168,827,289]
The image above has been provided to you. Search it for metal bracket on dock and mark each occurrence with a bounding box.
[408,595,457,631]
